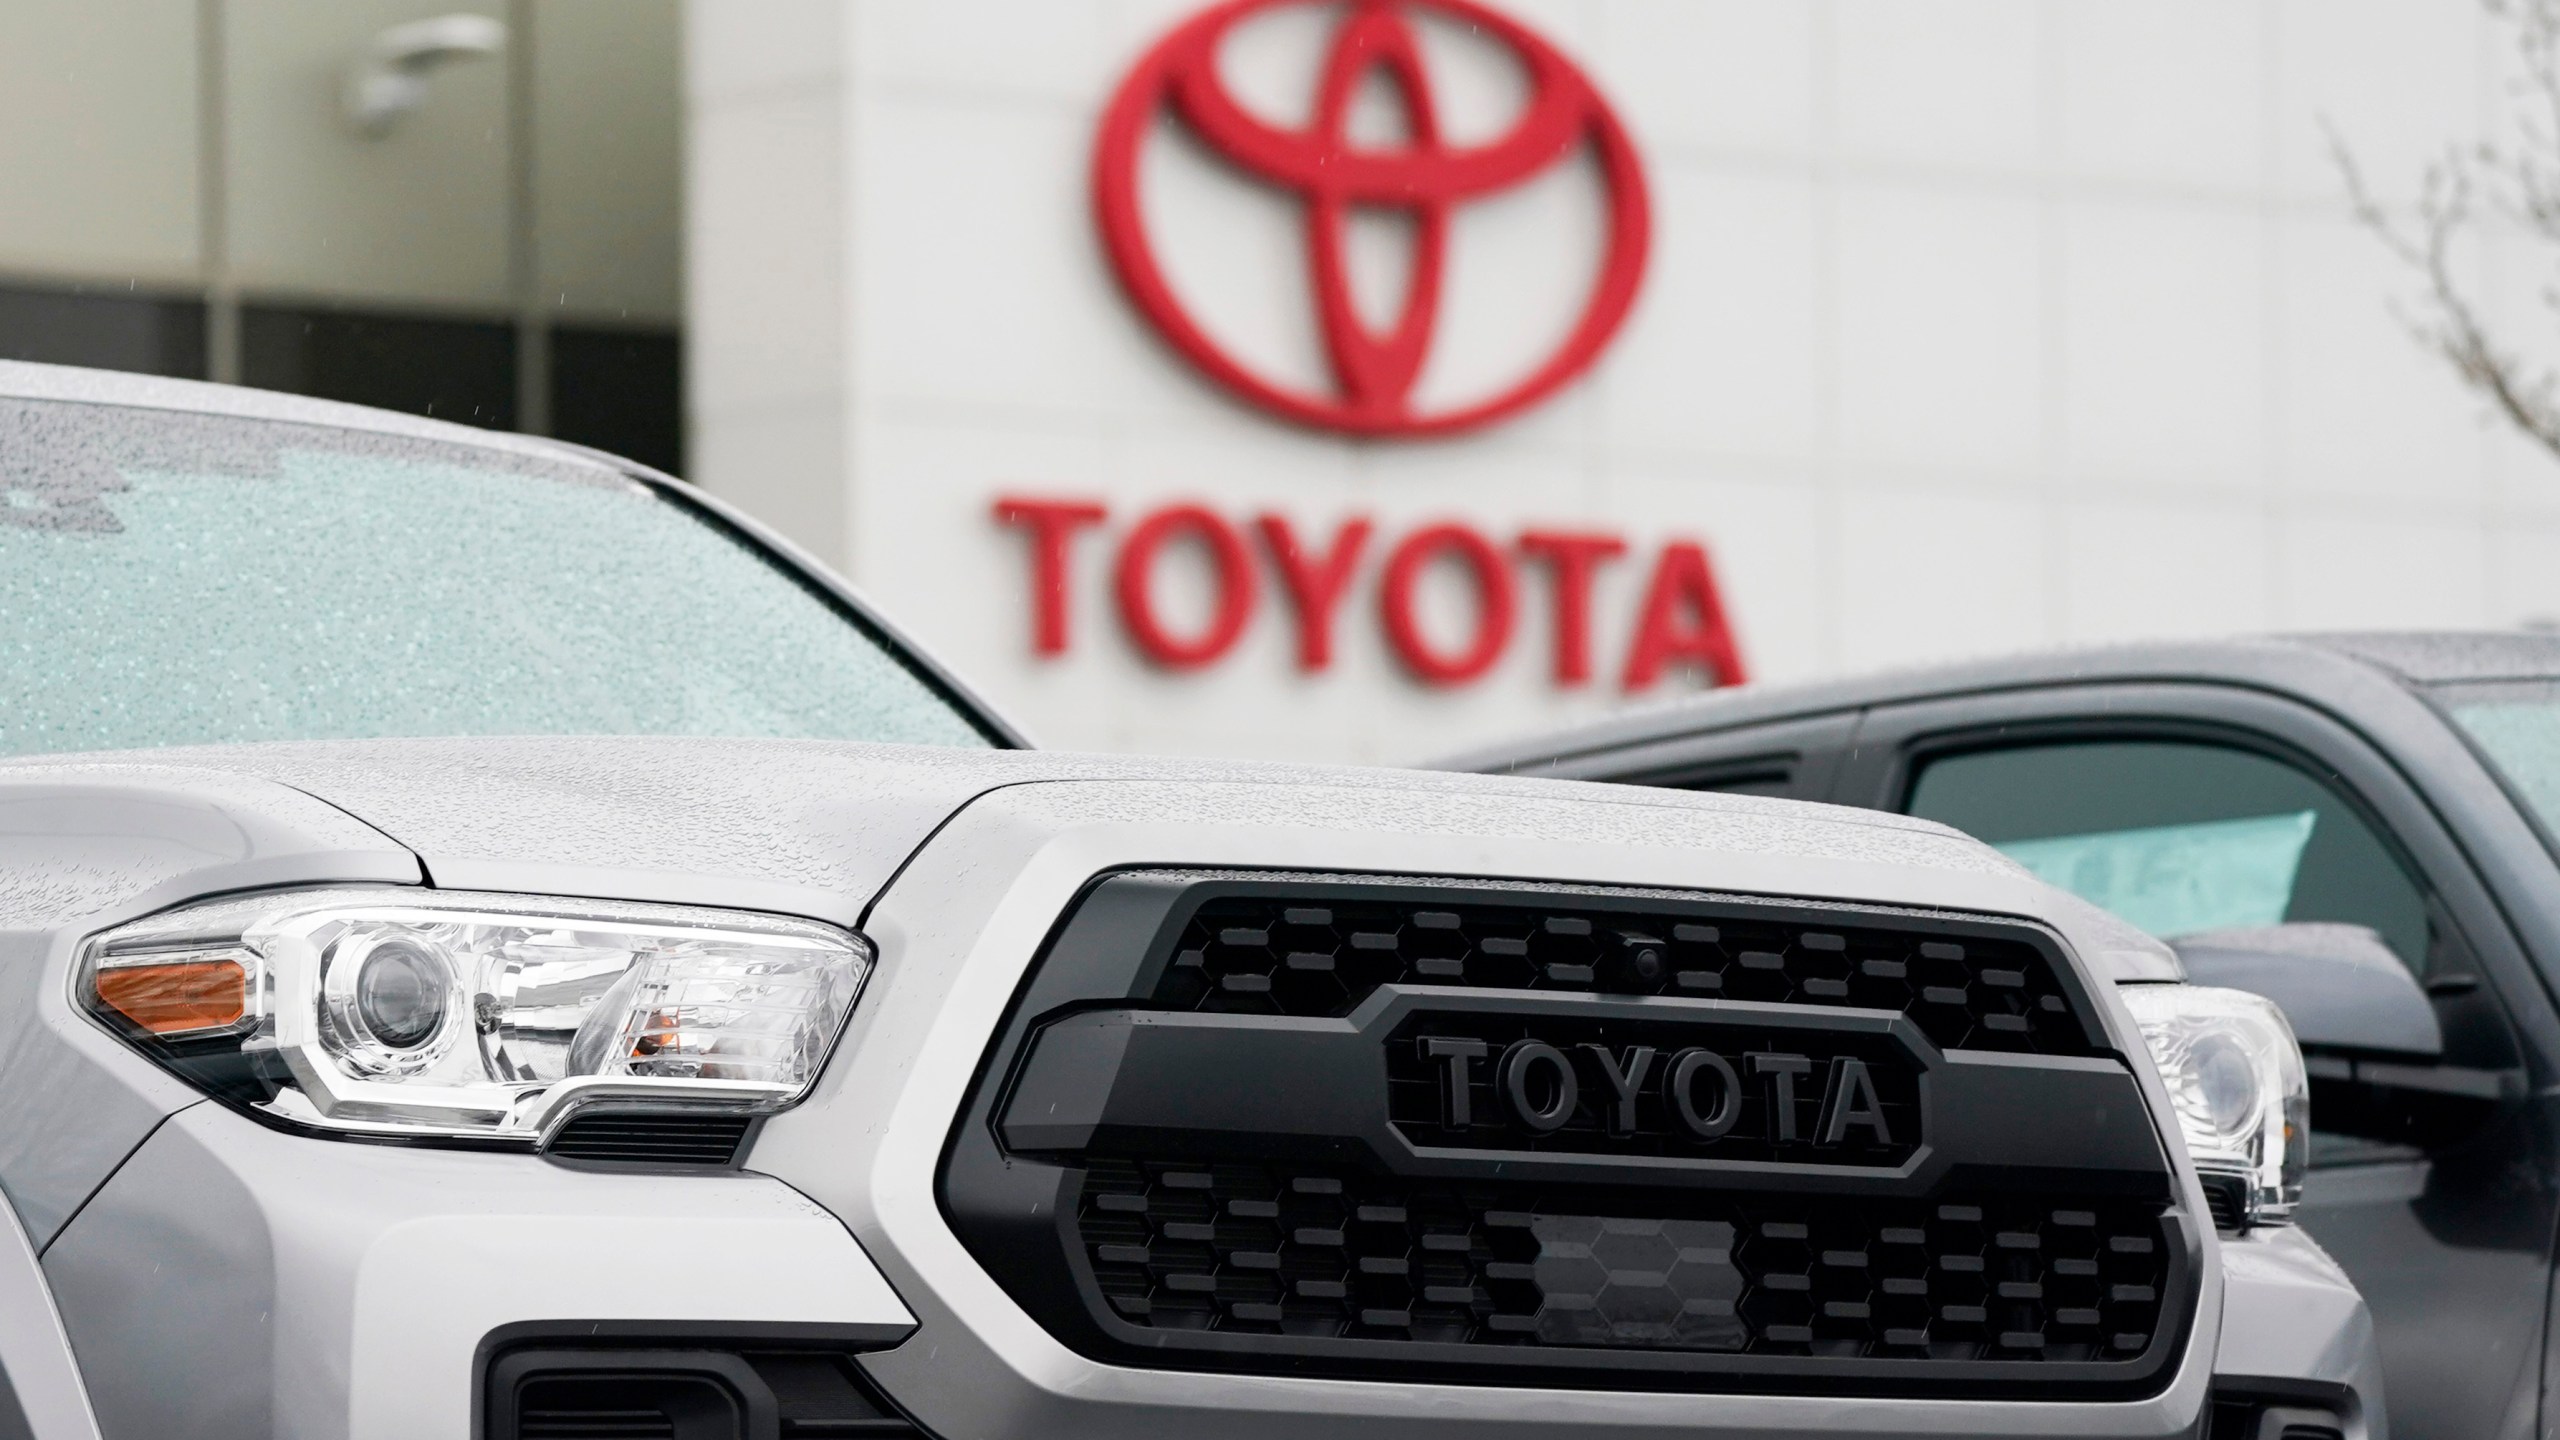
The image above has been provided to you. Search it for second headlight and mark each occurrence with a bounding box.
[2120,982,2308,1230]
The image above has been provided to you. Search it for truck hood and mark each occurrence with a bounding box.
[0,734,2176,1249]
[0,734,1959,911]
[0,734,2177,980]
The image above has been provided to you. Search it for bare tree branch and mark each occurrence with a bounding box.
[2338,0,2560,465]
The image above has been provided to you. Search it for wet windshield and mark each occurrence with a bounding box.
[2439,681,2560,847]
[0,398,996,757]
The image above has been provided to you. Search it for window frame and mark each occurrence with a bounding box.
[1489,711,1859,800]
[1835,680,2548,1039]
[1838,682,2558,1168]
[1892,720,2427,966]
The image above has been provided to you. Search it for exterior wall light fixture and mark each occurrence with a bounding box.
[343,13,507,137]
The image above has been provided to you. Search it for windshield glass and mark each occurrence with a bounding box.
[2438,681,2560,846]
[1,398,995,756]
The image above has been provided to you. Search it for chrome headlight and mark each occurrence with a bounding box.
[81,888,869,1145]
[2120,983,2308,1229]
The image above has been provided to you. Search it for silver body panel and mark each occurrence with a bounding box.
[0,343,2380,1437]
[0,741,2380,1440]
[0,763,417,1246]
[41,1103,909,1440]
[0,1186,98,1440]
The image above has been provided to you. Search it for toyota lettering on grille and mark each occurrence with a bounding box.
[1415,1035,1895,1149]
[1383,1007,1919,1166]
[1002,986,1937,1182]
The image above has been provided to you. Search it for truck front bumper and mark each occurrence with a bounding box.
[33,1099,2382,1440]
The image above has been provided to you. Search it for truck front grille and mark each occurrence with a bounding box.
[939,870,2194,1399]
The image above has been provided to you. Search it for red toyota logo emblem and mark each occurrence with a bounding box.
[1094,0,1651,438]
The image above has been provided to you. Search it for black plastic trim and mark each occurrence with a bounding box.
[2205,1376,2357,1440]
[485,1347,772,1440]
[542,1112,762,1169]
[473,1322,919,1440]
[938,868,2198,1399]
[999,989,2165,1196]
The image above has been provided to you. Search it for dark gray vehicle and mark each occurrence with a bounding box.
[1447,636,2560,1440]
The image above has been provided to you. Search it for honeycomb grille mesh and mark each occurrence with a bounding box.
[1151,893,2091,1055]
[1078,1161,2169,1362]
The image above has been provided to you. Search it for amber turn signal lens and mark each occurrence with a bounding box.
[95,958,250,1037]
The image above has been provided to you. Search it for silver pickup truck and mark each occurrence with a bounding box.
[0,362,2374,1440]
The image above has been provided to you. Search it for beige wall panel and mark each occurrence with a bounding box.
[534,0,682,324]
[0,0,200,285]
[225,0,510,307]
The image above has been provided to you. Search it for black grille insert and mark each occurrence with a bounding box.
[1154,890,2096,1056]
[1078,1161,2168,1360]
[941,870,2191,1398]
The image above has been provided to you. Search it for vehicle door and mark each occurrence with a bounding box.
[1831,684,2556,1440]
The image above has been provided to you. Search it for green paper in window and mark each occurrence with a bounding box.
[1994,811,2317,937]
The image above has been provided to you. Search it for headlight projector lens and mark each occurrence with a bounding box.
[354,939,448,1049]
[318,929,462,1077]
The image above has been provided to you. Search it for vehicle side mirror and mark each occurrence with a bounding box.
[2169,924,2441,1060]
[2171,923,2520,1151]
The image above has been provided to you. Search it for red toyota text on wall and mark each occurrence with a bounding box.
[995,497,1747,693]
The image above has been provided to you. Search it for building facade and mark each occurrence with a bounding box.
[688,0,2560,764]
[3,1,2548,767]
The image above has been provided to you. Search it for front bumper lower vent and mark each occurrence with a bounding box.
[485,1343,922,1440]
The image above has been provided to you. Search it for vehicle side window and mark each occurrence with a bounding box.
[1906,740,2430,973]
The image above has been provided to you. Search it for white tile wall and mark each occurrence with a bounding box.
[2494,522,2560,626]
[685,87,848,420]
[1598,171,1820,462]
[2281,512,2492,628]
[2275,214,2490,506]
[688,0,2559,764]
[2053,0,2266,196]
[2271,0,2485,205]
[2059,200,2265,492]
[1832,0,2042,176]
[2061,497,2274,640]
[1834,486,2049,672]
[1595,0,1817,159]
[1833,184,2044,479]
[685,0,847,98]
